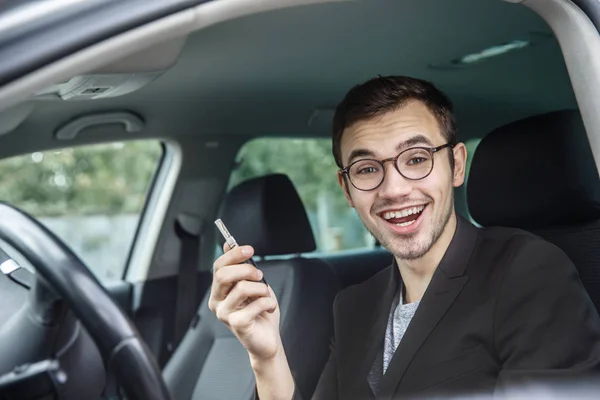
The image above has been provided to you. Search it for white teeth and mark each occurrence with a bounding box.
[382,205,426,220]
[395,220,416,227]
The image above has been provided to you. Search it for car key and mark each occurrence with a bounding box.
[214,218,269,287]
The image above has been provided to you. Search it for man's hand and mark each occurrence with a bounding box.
[208,243,282,363]
[209,244,296,400]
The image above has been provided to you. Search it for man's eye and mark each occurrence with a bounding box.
[407,157,427,165]
[357,166,378,174]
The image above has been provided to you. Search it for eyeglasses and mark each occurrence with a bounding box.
[340,143,453,191]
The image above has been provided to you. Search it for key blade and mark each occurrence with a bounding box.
[214,219,231,239]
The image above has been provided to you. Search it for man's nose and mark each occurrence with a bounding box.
[377,162,413,198]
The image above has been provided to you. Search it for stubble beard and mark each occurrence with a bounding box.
[367,196,454,261]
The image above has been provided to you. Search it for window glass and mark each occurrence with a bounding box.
[0,140,163,281]
[229,138,376,254]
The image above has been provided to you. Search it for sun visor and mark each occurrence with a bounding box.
[32,73,163,100]
[31,36,187,101]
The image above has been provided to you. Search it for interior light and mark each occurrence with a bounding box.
[460,40,530,64]
[429,39,533,69]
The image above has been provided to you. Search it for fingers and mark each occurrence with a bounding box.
[227,296,278,333]
[211,264,263,303]
[219,280,270,313]
[215,280,272,324]
[209,244,273,328]
[214,245,254,272]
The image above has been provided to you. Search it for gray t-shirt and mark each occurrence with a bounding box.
[382,289,420,374]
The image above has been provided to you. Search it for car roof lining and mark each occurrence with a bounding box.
[0,0,579,147]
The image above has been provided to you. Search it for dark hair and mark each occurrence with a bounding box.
[332,75,457,168]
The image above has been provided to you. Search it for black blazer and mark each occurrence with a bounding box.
[298,217,600,399]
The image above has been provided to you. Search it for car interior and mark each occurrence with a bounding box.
[1,0,600,399]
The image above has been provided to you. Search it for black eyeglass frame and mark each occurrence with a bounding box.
[340,143,454,191]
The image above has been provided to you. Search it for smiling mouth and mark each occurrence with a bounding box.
[379,204,427,227]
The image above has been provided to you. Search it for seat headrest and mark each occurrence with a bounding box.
[219,174,316,257]
[467,110,600,229]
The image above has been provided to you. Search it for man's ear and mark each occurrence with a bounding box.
[337,171,355,208]
[452,143,467,188]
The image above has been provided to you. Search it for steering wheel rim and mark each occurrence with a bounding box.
[0,202,172,400]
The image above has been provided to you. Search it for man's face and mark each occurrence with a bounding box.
[338,100,466,260]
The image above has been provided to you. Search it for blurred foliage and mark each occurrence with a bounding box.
[0,141,162,217]
[229,138,348,214]
[0,137,368,255]
[0,137,348,224]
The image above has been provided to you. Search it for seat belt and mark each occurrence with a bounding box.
[173,213,204,350]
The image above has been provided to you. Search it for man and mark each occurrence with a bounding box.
[208,76,600,399]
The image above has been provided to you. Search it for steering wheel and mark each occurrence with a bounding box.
[0,202,172,400]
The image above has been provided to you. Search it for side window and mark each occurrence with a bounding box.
[229,138,376,254]
[0,140,163,281]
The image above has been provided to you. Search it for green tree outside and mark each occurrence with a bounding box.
[0,141,162,217]
[0,137,372,256]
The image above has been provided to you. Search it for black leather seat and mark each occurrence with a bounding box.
[467,110,600,312]
[163,173,340,400]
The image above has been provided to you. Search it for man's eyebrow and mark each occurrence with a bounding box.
[345,134,435,166]
[396,134,434,151]
[346,148,375,166]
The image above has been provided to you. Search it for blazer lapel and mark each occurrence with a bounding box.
[377,217,479,399]
[346,263,400,398]
[367,341,384,395]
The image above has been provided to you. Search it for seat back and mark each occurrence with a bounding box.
[467,110,600,311]
[163,174,340,400]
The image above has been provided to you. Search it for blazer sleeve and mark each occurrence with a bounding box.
[493,237,600,393]
[309,337,338,399]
